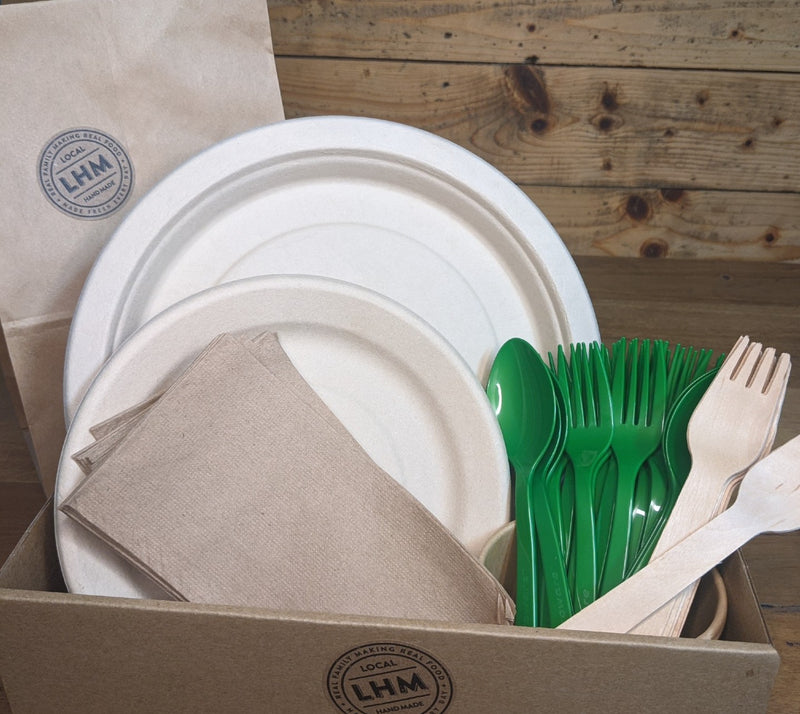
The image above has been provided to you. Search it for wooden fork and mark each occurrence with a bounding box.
[559,432,800,635]
[629,335,791,637]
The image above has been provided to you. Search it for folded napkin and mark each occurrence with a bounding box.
[72,333,356,474]
[60,332,514,625]
[71,333,300,475]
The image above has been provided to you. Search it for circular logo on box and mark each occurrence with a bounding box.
[38,128,134,219]
[327,642,453,714]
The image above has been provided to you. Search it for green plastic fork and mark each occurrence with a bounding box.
[628,362,723,574]
[599,338,668,596]
[593,455,616,580]
[626,461,651,562]
[555,342,614,610]
[628,339,671,557]
[636,346,717,551]
[633,342,689,556]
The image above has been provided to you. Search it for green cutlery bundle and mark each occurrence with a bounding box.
[486,337,724,628]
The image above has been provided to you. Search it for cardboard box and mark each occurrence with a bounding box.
[0,501,779,713]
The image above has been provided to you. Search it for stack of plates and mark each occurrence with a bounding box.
[56,116,600,598]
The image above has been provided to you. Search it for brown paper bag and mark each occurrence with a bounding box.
[0,0,285,493]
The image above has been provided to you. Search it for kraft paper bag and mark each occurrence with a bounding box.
[0,0,285,494]
[60,333,515,625]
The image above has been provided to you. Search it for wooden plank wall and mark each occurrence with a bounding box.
[267,1,800,261]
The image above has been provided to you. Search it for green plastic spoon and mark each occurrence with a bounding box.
[486,338,557,627]
[533,366,573,626]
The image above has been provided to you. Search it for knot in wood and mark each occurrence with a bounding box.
[592,113,623,133]
[640,239,669,258]
[660,188,685,203]
[530,118,549,134]
[504,65,551,117]
[625,194,651,221]
[601,86,619,111]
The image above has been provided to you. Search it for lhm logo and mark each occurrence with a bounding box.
[327,643,453,714]
[38,128,134,220]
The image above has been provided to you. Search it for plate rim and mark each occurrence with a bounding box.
[65,115,599,420]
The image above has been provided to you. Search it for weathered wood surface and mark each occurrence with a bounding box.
[276,57,800,260]
[278,59,800,194]
[268,0,800,262]
[528,186,800,261]
[268,0,800,72]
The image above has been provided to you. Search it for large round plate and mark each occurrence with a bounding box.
[56,276,511,598]
[65,115,599,421]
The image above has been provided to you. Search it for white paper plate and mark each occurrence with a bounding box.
[55,276,511,598]
[65,115,599,421]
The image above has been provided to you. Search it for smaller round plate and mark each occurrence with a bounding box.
[55,275,510,598]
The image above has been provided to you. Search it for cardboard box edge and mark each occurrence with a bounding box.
[0,497,780,655]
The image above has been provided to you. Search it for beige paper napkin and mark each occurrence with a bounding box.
[88,392,163,441]
[72,333,332,474]
[72,393,163,475]
[0,0,285,493]
[60,333,514,625]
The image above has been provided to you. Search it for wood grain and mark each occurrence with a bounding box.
[574,256,800,308]
[271,0,800,264]
[527,186,800,261]
[268,0,800,72]
[278,58,800,193]
[276,55,800,261]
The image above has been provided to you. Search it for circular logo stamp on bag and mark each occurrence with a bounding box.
[38,128,134,219]
[327,642,453,714]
